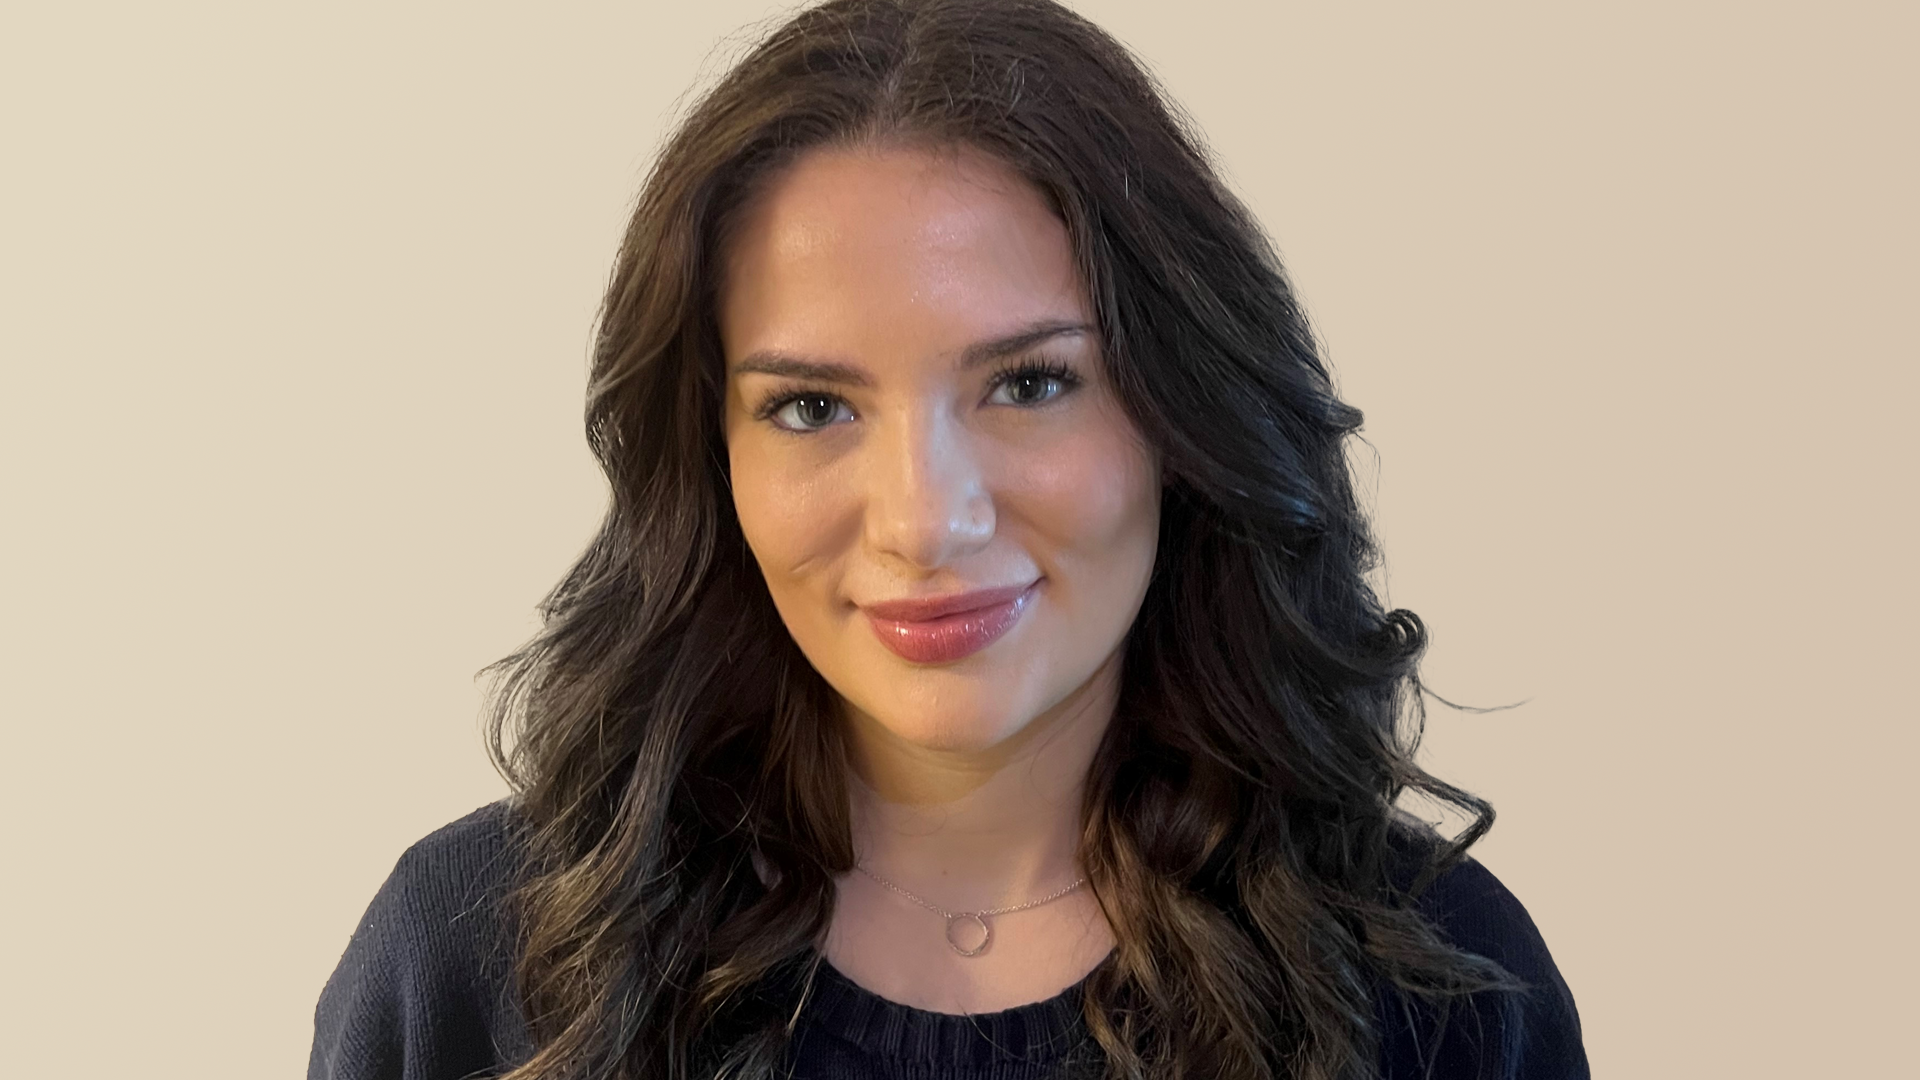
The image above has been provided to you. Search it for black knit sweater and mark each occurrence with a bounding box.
[309,802,1588,1079]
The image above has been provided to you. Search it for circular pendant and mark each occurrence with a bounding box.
[945,912,992,956]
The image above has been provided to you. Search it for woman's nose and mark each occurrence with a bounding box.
[862,407,995,571]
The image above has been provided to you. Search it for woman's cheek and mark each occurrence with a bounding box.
[1036,433,1152,540]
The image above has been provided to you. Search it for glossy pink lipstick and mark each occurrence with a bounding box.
[863,581,1039,664]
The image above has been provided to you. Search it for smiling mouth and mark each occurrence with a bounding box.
[863,581,1039,664]
[860,581,1037,622]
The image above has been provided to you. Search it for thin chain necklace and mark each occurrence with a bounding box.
[854,864,1089,957]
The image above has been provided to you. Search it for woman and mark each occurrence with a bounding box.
[310,1,1587,1077]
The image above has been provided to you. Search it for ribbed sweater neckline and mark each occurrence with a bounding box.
[796,951,1109,1072]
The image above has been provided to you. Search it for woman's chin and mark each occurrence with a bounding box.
[873,713,1028,757]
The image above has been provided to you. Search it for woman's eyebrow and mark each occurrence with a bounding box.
[730,319,1092,387]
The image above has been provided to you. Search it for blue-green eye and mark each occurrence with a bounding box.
[986,359,1081,407]
[764,393,849,432]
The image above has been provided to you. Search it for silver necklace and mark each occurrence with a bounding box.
[854,864,1089,957]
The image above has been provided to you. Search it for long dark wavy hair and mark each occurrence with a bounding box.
[482,1,1530,1077]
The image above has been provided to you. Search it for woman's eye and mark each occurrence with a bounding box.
[759,363,1077,434]
[772,394,849,432]
[988,364,1078,407]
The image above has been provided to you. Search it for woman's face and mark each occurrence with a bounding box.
[719,144,1161,759]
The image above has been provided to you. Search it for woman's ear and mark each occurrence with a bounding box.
[749,847,780,890]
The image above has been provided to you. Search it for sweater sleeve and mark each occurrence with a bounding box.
[308,802,531,1080]
[1378,854,1590,1080]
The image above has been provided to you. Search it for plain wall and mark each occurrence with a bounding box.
[2,1,1912,1076]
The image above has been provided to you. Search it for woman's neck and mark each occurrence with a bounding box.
[841,650,1122,908]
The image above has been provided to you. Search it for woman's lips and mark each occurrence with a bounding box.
[864,582,1039,664]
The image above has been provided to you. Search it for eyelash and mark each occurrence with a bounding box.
[749,357,1084,434]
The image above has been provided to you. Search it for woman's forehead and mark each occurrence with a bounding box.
[717,146,1087,368]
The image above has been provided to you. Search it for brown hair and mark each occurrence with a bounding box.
[484,1,1527,1077]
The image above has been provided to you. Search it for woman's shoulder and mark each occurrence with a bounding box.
[345,799,524,965]
[1393,840,1556,971]
[309,800,532,1080]
[383,798,523,906]
[1377,824,1590,1078]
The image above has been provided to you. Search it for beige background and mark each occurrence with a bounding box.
[2,1,1912,1076]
